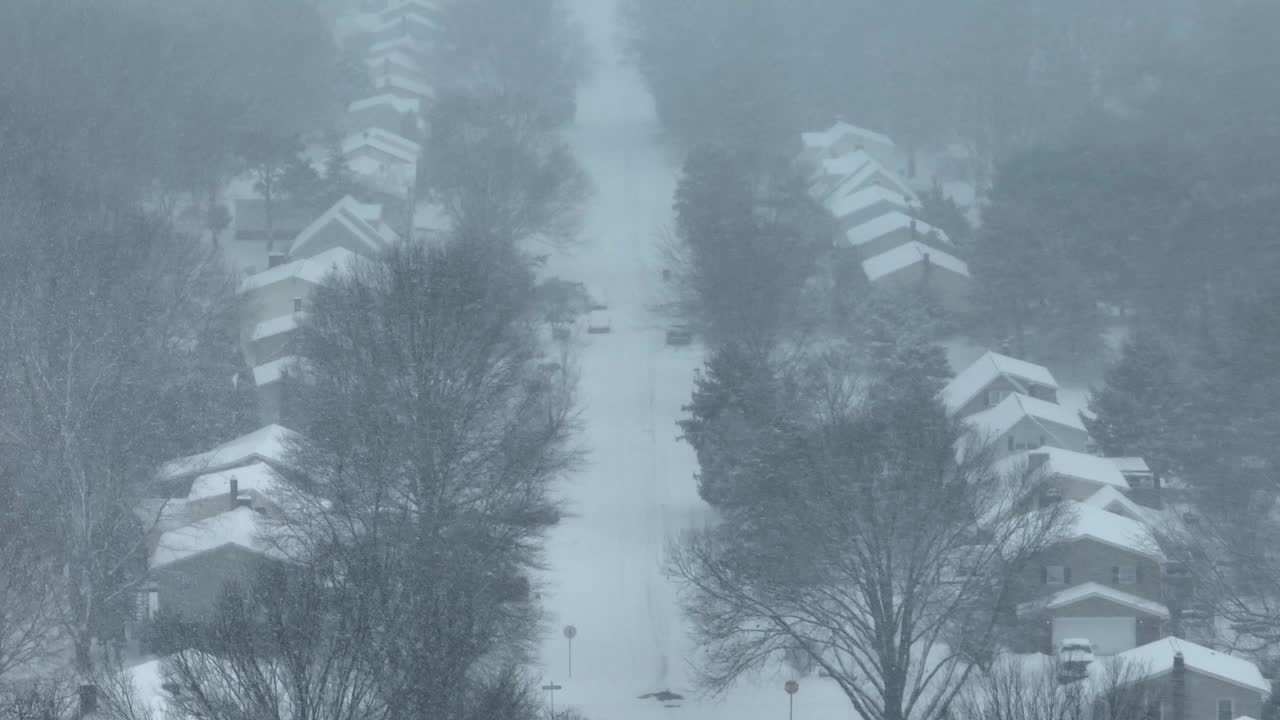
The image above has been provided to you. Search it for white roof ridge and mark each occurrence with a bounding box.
[843,211,951,248]
[1019,581,1169,619]
[1115,637,1270,695]
[860,240,970,282]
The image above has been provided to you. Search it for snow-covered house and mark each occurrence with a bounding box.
[942,351,1061,418]
[181,462,284,525]
[807,150,874,201]
[1019,501,1167,655]
[1105,638,1270,720]
[860,240,971,311]
[379,0,437,24]
[371,9,435,46]
[799,120,904,179]
[842,211,953,259]
[148,506,288,620]
[237,247,357,365]
[826,185,912,232]
[288,195,398,261]
[997,448,1131,504]
[344,93,424,140]
[156,424,300,489]
[964,392,1090,459]
[342,128,421,200]
[370,65,434,103]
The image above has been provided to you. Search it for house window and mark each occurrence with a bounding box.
[1044,565,1069,585]
[1114,565,1138,585]
[293,297,304,313]
[987,389,1009,407]
[1217,699,1233,720]
[177,574,197,592]
[148,590,159,618]
[1008,435,1016,452]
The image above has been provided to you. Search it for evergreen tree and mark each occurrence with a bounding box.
[1084,329,1189,478]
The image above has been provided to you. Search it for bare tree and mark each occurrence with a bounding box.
[670,372,1065,720]
[0,468,60,684]
[951,654,1158,720]
[0,183,250,681]
[278,237,580,718]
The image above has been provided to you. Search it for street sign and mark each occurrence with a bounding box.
[541,684,563,691]
[785,680,799,695]
[563,625,577,639]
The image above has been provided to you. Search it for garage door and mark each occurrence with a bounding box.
[1052,617,1137,655]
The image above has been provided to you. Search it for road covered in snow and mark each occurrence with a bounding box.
[533,2,853,718]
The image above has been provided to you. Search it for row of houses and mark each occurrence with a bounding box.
[945,350,1270,717]
[796,121,972,312]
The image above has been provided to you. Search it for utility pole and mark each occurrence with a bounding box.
[541,682,563,718]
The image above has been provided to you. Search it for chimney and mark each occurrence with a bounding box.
[229,477,238,510]
[78,684,97,718]
[268,252,286,268]
[1171,652,1187,720]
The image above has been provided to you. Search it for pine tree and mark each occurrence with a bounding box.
[1084,329,1189,477]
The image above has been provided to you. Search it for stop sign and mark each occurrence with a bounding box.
[785,680,799,695]
[563,625,577,639]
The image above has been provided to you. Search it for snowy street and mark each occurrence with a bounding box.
[532,2,851,718]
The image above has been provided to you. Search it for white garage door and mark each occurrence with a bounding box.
[1052,617,1137,655]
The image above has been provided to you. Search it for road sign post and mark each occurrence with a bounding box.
[541,683,563,717]
[785,680,799,720]
[563,625,578,678]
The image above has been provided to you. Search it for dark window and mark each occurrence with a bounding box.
[1217,699,1233,720]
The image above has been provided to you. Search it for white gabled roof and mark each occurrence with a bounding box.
[158,425,300,481]
[238,247,358,295]
[827,185,910,220]
[861,240,969,282]
[1082,485,1147,521]
[367,34,422,57]
[1114,637,1270,695]
[843,211,951,249]
[995,447,1129,490]
[1018,581,1169,619]
[1057,500,1165,562]
[342,128,421,165]
[966,393,1085,443]
[818,150,874,179]
[348,93,421,115]
[830,158,920,204]
[150,507,280,569]
[186,462,280,502]
[251,312,304,342]
[371,71,434,100]
[1110,456,1152,475]
[941,351,1059,414]
[801,120,896,152]
[253,356,301,387]
[289,196,396,260]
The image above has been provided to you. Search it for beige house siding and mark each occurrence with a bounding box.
[1024,539,1163,602]
[153,544,274,620]
[992,417,1090,460]
[345,105,419,140]
[1137,673,1266,720]
[239,278,320,364]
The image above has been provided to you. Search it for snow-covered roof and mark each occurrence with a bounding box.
[843,211,951,249]
[1082,485,1147,521]
[289,196,396,260]
[996,447,1128,490]
[367,34,422,57]
[379,0,437,21]
[253,356,300,387]
[238,247,357,295]
[941,350,1060,414]
[1110,456,1152,475]
[801,120,896,152]
[150,506,280,568]
[342,128,421,165]
[251,312,304,342]
[158,424,299,481]
[186,462,280,502]
[371,71,435,100]
[1055,500,1165,562]
[348,93,421,115]
[965,393,1086,443]
[1018,581,1169,619]
[861,240,969,282]
[818,150,874,179]
[827,184,910,219]
[1114,637,1270,695]
[830,158,920,204]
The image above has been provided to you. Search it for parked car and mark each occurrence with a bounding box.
[665,325,693,346]
[587,310,611,334]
